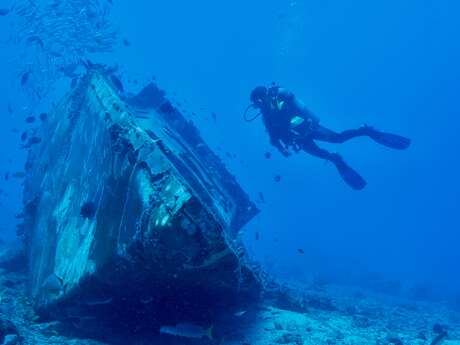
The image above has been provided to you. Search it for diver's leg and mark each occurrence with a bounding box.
[312,125,411,149]
[310,125,366,143]
[299,138,338,161]
[300,139,367,190]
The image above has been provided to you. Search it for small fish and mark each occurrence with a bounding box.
[49,51,63,58]
[60,64,79,78]
[298,248,305,254]
[264,152,272,159]
[68,316,97,330]
[28,137,42,145]
[21,71,32,86]
[16,224,25,237]
[39,113,48,121]
[4,173,9,180]
[234,310,247,317]
[12,172,26,178]
[211,112,217,121]
[255,231,260,240]
[258,192,265,203]
[14,212,25,219]
[25,116,35,123]
[0,8,10,16]
[274,174,281,182]
[80,201,97,219]
[83,298,113,306]
[21,131,28,142]
[70,77,78,88]
[110,75,124,93]
[160,323,213,340]
[42,274,64,294]
[122,39,131,46]
[27,36,44,49]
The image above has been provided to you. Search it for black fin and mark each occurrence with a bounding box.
[369,130,411,150]
[335,159,367,190]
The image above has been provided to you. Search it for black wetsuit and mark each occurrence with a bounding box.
[262,87,367,161]
[258,86,410,190]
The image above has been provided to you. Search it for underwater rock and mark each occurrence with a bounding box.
[386,336,404,345]
[264,285,309,313]
[2,334,19,345]
[376,335,404,345]
[22,68,260,324]
[352,315,372,328]
[0,319,19,344]
[417,332,428,340]
[434,323,446,334]
[0,242,27,273]
[261,280,343,314]
[275,332,303,345]
[305,294,337,311]
[430,331,448,345]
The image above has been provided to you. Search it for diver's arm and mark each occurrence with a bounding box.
[262,106,291,157]
[270,136,291,157]
[265,121,290,156]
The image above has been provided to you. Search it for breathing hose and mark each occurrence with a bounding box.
[243,104,262,122]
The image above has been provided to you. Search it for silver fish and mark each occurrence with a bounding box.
[159,323,213,339]
[42,273,64,294]
[0,8,10,16]
[83,298,113,306]
[234,310,247,317]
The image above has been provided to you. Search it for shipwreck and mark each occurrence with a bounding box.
[20,67,261,328]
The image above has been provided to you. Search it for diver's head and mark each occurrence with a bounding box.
[244,86,270,122]
[250,86,268,109]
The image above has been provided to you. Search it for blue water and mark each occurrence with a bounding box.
[1,0,459,307]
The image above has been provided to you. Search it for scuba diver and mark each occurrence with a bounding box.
[245,85,411,190]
